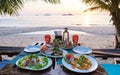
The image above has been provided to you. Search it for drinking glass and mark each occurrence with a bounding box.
[72,34,79,45]
[45,34,51,44]
[54,31,62,41]
[55,36,62,41]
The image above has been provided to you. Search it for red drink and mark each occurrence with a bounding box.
[45,34,51,44]
[72,34,79,45]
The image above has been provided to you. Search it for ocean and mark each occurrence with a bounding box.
[0,15,112,27]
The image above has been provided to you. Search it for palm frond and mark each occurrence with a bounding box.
[83,5,110,12]
[82,0,110,10]
[118,0,120,5]
[43,0,60,4]
[0,0,23,15]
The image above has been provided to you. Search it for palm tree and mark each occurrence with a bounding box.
[81,0,120,48]
[0,0,23,15]
[43,0,120,48]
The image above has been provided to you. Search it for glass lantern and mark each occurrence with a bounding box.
[62,27,69,42]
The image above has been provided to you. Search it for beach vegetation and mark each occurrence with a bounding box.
[81,0,120,48]
[0,0,23,15]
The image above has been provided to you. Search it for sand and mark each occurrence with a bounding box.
[0,26,116,48]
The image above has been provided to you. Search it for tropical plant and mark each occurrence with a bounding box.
[81,0,120,48]
[0,0,23,15]
[43,0,120,48]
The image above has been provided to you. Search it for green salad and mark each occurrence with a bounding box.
[17,54,48,70]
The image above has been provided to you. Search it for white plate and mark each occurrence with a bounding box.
[41,49,68,58]
[62,54,98,73]
[24,45,41,52]
[16,56,52,71]
[73,46,92,54]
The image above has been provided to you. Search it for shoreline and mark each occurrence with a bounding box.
[0,26,115,36]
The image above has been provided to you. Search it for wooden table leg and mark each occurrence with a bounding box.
[0,55,2,61]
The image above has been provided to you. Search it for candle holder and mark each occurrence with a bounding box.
[62,27,69,42]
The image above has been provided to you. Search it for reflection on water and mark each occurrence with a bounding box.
[84,15,91,27]
[0,15,112,27]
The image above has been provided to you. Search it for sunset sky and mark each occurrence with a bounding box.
[19,0,108,16]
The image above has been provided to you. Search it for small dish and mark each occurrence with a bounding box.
[24,45,41,52]
[73,46,92,54]
[41,48,68,58]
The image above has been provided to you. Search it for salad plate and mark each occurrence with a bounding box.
[62,46,75,50]
[16,54,52,71]
[40,46,68,58]
[41,50,68,58]
[73,46,92,54]
[62,54,98,73]
[24,45,41,52]
[59,42,75,50]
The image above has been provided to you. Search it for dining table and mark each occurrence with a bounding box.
[0,45,108,75]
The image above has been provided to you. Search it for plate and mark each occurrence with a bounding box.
[16,55,52,71]
[24,45,41,52]
[62,54,98,73]
[73,46,92,54]
[61,44,75,50]
[62,47,74,50]
[59,43,75,50]
[41,49,68,58]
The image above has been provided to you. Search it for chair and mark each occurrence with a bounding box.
[101,64,120,75]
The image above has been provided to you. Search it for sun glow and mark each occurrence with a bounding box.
[20,0,92,16]
[83,15,91,27]
[20,0,107,16]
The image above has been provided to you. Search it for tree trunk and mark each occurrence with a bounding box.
[115,25,120,48]
[111,9,120,48]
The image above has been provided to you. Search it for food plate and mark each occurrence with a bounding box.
[24,45,41,52]
[61,44,75,50]
[73,46,92,54]
[59,42,75,50]
[41,48,68,58]
[16,54,52,71]
[62,46,75,50]
[62,54,98,73]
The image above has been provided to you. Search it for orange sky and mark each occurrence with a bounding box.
[19,0,109,16]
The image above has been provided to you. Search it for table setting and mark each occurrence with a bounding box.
[0,46,107,75]
[0,28,108,75]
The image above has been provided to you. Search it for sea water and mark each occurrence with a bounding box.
[0,15,112,27]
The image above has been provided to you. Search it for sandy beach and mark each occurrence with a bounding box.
[0,26,117,64]
[0,26,116,48]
